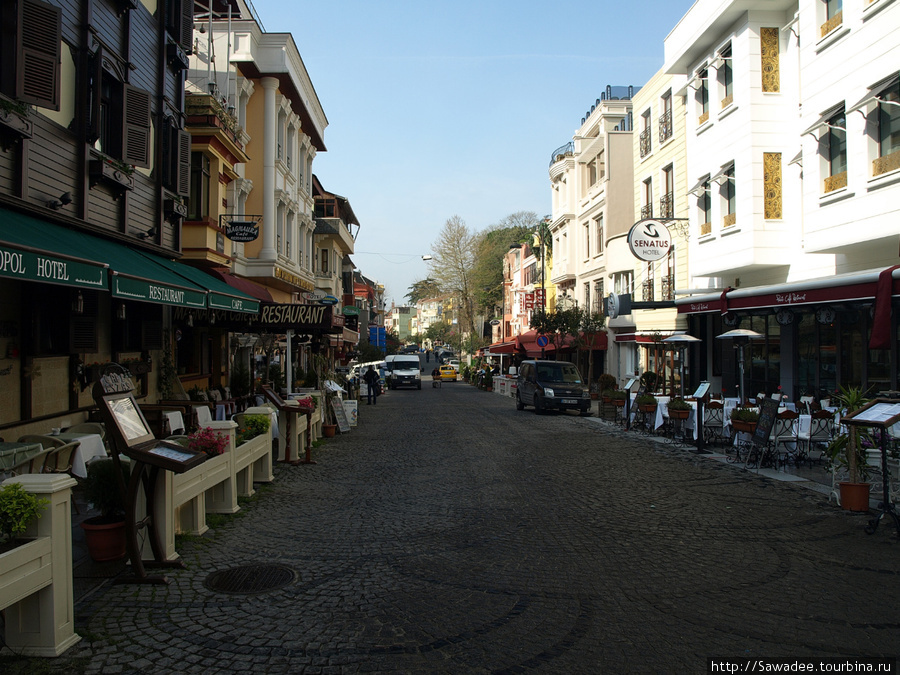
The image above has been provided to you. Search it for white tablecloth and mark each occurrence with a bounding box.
[56,432,107,478]
[164,411,185,434]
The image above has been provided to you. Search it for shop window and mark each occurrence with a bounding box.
[0,0,61,110]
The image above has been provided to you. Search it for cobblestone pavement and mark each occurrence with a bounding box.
[8,383,900,674]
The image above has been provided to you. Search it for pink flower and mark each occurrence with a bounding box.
[187,426,227,456]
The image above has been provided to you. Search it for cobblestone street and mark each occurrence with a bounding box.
[13,383,900,674]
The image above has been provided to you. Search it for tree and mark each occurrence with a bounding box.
[429,215,477,337]
[405,278,441,305]
[471,211,542,315]
[577,309,607,387]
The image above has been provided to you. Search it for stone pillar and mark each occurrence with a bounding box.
[2,474,81,656]
[260,76,279,260]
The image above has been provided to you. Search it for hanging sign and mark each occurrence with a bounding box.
[627,219,672,262]
[220,215,262,242]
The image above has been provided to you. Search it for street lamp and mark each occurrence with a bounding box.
[716,328,763,404]
[661,334,702,398]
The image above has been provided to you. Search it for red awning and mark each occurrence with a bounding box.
[208,267,274,303]
[485,339,517,354]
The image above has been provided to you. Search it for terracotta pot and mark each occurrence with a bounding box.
[81,517,126,562]
[838,482,871,512]
[668,408,690,419]
[638,404,657,413]
[731,420,757,434]
[612,399,626,407]
[591,393,599,400]
[322,424,337,438]
[601,396,611,403]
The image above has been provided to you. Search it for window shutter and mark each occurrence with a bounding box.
[70,317,98,352]
[176,129,191,196]
[16,0,61,110]
[123,84,152,168]
[142,320,163,351]
[180,0,194,53]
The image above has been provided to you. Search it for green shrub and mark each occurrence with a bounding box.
[84,459,131,519]
[0,483,49,545]
[667,397,692,411]
[236,414,271,446]
[635,393,658,407]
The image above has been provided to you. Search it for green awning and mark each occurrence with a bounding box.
[0,210,108,290]
[138,253,260,314]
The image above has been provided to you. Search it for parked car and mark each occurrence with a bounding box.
[448,359,460,370]
[438,365,458,382]
[515,360,591,414]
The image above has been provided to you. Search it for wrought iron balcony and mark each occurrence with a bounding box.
[641,204,653,219]
[658,109,672,143]
[639,128,651,158]
[549,142,574,167]
[641,280,654,302]
[659,192,674,219]
[661,274,675,301]
[185,92,244,150]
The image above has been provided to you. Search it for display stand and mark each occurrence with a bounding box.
[623,377,638,431]
[692,382,711,453]
[841,399,900,537]
[92,365,207,584]
[743,398,779,471]
[262,385,314,465]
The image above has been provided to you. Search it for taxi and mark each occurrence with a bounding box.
[438,365,458,382]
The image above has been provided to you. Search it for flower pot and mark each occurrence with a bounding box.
[638,404,657,413]
[731,420,757,434]
[613,399,626,407]
[591,393,599,400]
[838,482,871,512]
[668,408,690,419]
[322,424,337,438]
[80,516,126,562]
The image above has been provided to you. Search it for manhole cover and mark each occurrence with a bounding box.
[204,564,295,594]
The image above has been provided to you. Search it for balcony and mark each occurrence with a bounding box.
[639,128,652,158]
[658,109,672,144]
[641,204,653,219]
[185,93,245,153]
[549,142,574,167]
[641,280,654,302]
[660,274,675,301]
[659,192,674,219]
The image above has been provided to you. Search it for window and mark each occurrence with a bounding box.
[89,49,152,168]
[659,90,673,143]
[595,214,604,256]
[660,165,674,218]
[0,0,61,110]
[722,165,736,226]
[188,152,209,220]
[320,248,329,274]
[164,118,191,197]
[824,109,847,192]
[697,69,709,125]
[165,0,194,54]
[583,223,590,258]
[699,177,712,233]
[663,247,676,300]
[876,79,900,174]
[640,109,652,157]
[613,271,633,296]
[641,179,653,219]
[643,262,655,301]
[593,280,604,313]
[821,0,842,37]
[584,282,591,310]
[719,44,733,108]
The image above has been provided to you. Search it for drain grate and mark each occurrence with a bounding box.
[204,563,295,594]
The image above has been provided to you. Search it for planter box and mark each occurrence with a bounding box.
[731,420,757,434]
[668,408,690,419]
[233,432,272,497]
[173,450,232,535]
[0,475,80,656]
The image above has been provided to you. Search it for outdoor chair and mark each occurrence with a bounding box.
[703,401,726,446]
[798,410,835,466]
[17,434,67,449]
[770,409,800,468]
[42,441,80,475]
[10,447,53,476]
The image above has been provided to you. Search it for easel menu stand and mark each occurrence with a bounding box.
[92,366,207,584]
[841,399,900,537]
[261,385,314,465]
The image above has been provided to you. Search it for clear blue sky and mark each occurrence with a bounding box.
[258,0,694,304]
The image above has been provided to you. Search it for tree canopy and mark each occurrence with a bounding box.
[429,215,477,335]
[405,278,441,305]
[471,211,541,317]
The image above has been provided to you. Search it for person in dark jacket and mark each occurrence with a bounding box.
[363,366,380,405]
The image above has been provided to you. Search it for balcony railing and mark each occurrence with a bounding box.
[659,192,674,219]
[659,109,672,143]
[549,142,574,167]
[639,128,651,157]
[641,204,653,219]
[642,280,654,302]
[184,92,244,149]
[661,274,675,301]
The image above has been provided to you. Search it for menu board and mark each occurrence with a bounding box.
[843,399,900,428]
[692,382,711,400]
[331,398,350,434]
[753,398,780,448]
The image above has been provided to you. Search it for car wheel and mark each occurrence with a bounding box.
[515,392,525,411]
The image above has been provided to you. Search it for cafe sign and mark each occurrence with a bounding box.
[627,219,671,262]
[220,214,262,243]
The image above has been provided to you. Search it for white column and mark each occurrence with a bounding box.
[260,77,279,260]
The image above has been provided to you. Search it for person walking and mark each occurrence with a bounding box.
[363,366,380,405]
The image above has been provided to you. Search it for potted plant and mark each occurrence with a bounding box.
[826,385,872,512]
[0,483,48,555]
[667,397,692,419]
[635,393,658,413]
[187,426,228,457]
[610,390,628,406]
[81,458,131,562]
[639,371,658,392]
[235,414,270,447]
[730,407,759,434]
[598,373,617,402]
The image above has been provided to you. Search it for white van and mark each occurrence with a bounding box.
[384,354,422,390]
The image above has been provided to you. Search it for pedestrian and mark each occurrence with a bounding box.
[363,366,380,405]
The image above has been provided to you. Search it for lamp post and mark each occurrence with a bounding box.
[661,334,702,399]
[716,328,763,404]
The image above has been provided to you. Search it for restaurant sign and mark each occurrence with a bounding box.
[220,215,262,242]
[176,302,335,332]
[0,243,107,289]
[627,220,671,262]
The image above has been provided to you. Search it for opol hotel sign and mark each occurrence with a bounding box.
[627,220,671,262]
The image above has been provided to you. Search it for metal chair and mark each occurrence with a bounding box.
[771,409,800,468]
[17,434,67,449]
[9,447,53,476]
[42,441,80,475]
[703,401,726,446]
[799,410,835,466]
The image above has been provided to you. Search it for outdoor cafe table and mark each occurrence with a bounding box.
[0,440,44,478]
[55,432,108,478]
